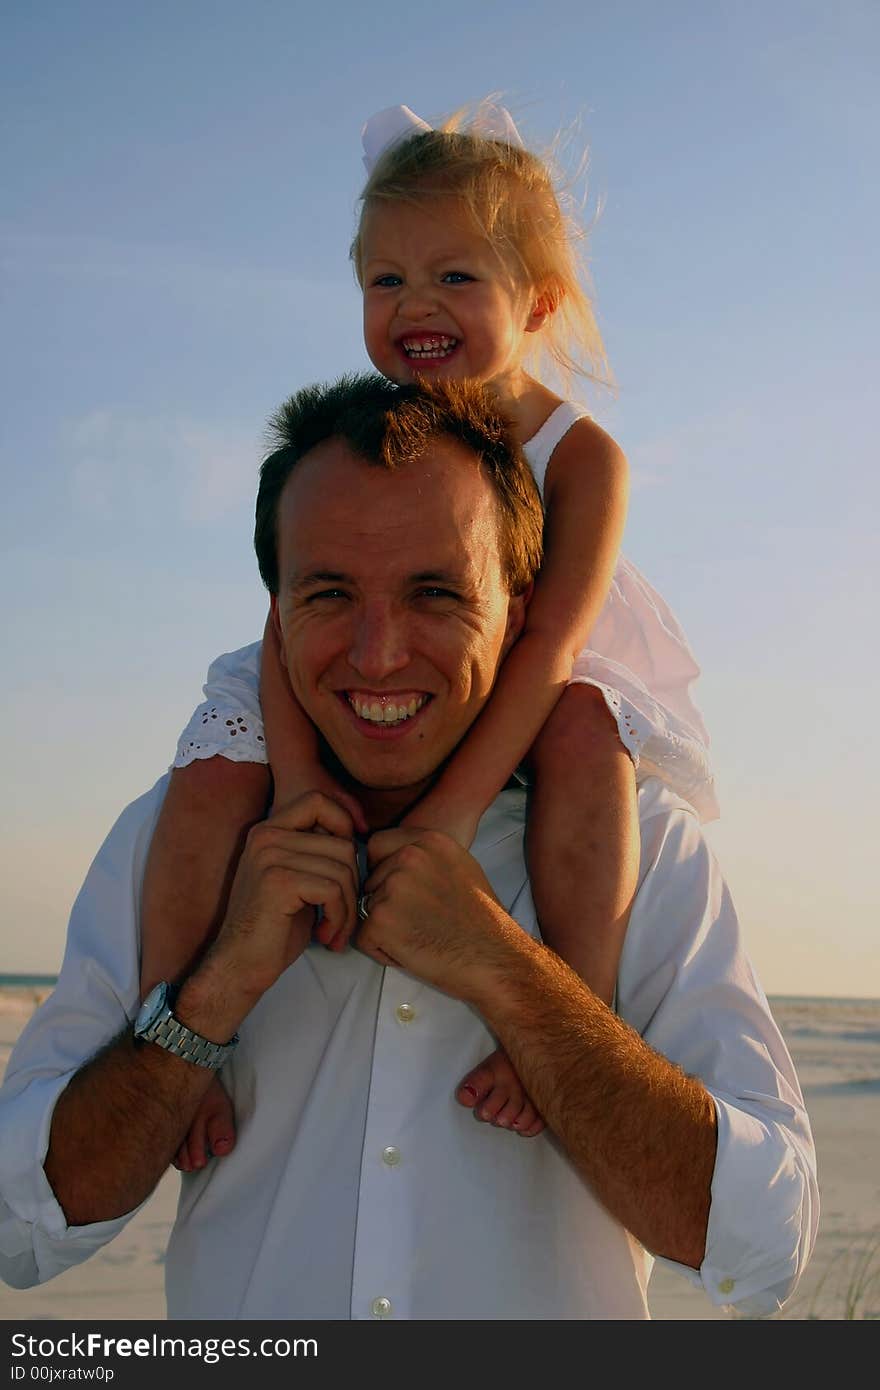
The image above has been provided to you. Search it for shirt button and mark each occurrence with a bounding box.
[382,1146,401,1166]
[395,1003,415,1023]
[371,1296,392,1318]
[718,1278,735,1295]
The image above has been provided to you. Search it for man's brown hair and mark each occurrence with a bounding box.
[254,373,543,595]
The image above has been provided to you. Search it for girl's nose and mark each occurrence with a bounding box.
[347,604,410,680]
[399,284,438,322]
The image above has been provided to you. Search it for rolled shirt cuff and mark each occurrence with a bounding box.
[655,1091,818,1315]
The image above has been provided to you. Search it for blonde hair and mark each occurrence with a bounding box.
[351,106,611,393]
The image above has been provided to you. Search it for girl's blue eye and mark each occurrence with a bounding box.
[372,274,401,288]
[442,272,473,284]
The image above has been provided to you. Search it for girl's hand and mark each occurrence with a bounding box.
[398,794,482,850]
[272,764,368,837]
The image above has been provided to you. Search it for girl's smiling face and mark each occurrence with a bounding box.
[359,198,545,394]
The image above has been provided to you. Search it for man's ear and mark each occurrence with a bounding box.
[502,583,532,657]
[269,594,288,670]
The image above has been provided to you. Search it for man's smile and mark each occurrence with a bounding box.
[341,690,433,735]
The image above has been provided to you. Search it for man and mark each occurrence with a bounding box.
[0,375,817,1319]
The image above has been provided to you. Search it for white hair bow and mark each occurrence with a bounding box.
[361,103,525,174]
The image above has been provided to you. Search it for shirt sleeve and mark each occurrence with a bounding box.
[0,778,168,1289]
[618,782,819,1317]
[173,641,267,768]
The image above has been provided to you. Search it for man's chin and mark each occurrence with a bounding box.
[316,735,439,812]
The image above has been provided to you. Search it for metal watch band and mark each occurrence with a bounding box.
[142,1012,237,1069]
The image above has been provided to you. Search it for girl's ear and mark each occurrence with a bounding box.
[524,284,560,335]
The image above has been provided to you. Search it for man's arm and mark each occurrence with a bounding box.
[40,793,359,1228]
[467,930,715,1268]
[360,815,794,1276]
[43,1024,219,1227]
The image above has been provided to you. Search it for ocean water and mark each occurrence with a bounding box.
[768,995,880,1094]
[0,974,59,988]
[3,976,877,1089]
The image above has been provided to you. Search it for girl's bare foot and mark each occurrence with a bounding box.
[456,1046,545,1138]
[174,1075,236,1172]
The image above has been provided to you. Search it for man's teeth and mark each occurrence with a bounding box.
[349,694,428,725]
[401,336,458,359]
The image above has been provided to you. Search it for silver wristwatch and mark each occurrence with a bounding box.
[134,981,238,1070]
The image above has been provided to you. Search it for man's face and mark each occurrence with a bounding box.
[271,436,527,820]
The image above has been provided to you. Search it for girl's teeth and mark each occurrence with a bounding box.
[402,336,457,358]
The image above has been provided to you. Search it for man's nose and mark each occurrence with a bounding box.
[347,604,410,681]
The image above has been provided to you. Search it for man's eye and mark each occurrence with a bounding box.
[442,271,473,284]
[305,589,349,603]
[417,587,459,600]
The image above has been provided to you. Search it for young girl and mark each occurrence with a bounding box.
[142,103,718,1169]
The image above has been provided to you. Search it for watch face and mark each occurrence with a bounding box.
[135,981,169,1033]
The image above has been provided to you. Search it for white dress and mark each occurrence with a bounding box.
[174,402,718,821]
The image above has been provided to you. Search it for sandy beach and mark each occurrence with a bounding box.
[1,987,877,1321]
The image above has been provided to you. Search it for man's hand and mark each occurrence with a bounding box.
[44,792,360,1227]
[199,792,360,1013]
[358,828,520,998]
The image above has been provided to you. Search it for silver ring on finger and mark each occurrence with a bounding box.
[357,892,372,922]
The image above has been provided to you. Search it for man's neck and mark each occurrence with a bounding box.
[357,784,432,832]
[320,744,433,832]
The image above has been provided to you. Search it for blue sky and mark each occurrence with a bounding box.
[2,0,878,995]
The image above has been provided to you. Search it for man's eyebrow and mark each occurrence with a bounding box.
[410,570,466,586]
[287,570,354,593]
[285,568,470,594]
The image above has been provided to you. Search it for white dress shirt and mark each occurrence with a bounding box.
[0,778,817,1319]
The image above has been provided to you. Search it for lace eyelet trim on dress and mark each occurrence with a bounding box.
[582,682,645,768]
[173,704,268,768]
[570,677,718,822]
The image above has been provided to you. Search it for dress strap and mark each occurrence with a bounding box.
[522,401,592,496]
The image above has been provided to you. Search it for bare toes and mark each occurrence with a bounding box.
[187,1120,209,1170]
[492,1095,526,1129]
[477,1086,511,1123]
[205,1112,236,1158]
[173,1138,193,1173]
[515,1113,547,1139]
[456,1062,496,1110]
[457,1048,544,1134]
